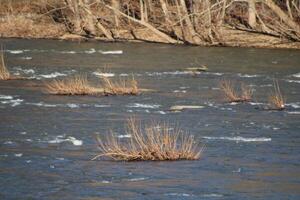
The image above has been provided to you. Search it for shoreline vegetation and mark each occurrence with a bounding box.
[0,0,299,49]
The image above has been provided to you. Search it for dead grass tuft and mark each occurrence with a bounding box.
[101,76,139,95]
[45,75,102,95]
[220,80,253,102]
[93,118,202,161]
[0,51,10,80]
[268,80,285,110]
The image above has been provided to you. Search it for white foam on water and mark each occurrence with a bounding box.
[287,111,300,114]
[127,103,160,109]
[0,95,13,100]
[119,73,129,77]
[15,153,23,157]
[20,132,27,135]
[26,160,32,163]
[101,180,111,184]
[117,134,131,138]
[229,102,238,105]
[26,102,58,107]
[203,136,271,142]
[127,177,148,182]
[155,111,167,115]
[292,73,300,78]
[165,193,192,197]
[13,67,35,74]
[202,193,223,198]
[286,103,300,108]
[238,73,261,78]
[66,103,79,108]
[3,141,13,145]
[173,90,187,93]
[146,71,199,76]
[85,48,96,54]
[7,50,24,54]
[48,135,83,146]
[60,50,76,54]
[38,72,67,79]
[1,99,23,107]
[249,102,264,106]
[260,84,273,87]
[285,79,300,84]
[94,104,111,108]
[93,72,115,77]
[99,50,123,55]
[205,72,224,76]
[25,139,32,142]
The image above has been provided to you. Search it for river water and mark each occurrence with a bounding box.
[0,39,300,199]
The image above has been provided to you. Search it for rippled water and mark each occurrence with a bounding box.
[0,39,300,199]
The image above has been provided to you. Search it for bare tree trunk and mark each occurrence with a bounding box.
[179,0,201,44]
[112,0,120,27]
[248,0,256,28]
[204,0,213,42]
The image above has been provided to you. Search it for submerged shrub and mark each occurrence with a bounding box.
[93,118,203,161]
[45,75,102,95]
[101,76,139,95]
[220,80,252,102]
[268,80,285,110]
[45,75,140,96]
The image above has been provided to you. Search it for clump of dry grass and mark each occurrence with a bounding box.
[45,75,102,95]
[0,51,10,80]
[220,80,253,102]
[93,118,202,161]
[268,80,285,110]
[101,76,139,95]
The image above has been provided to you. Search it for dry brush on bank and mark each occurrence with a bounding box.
[93,118,202,161]
[220,80,253,102]
[1,0,299,47]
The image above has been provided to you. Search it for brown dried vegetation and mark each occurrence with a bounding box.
[0,51,10,80]
[268,80,285,110]
[93,118,202,161]
[102,76,139,96]
[220,80,253,102]
[45,75,102,95]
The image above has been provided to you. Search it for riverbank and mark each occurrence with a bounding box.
[0,0,300,49]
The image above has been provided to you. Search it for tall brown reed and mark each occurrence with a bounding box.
[268,80,285,110]
[220,80,252,102]
[0,51,10,80]
[93,118,202,161]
